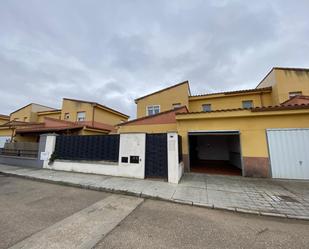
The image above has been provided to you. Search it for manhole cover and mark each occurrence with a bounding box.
[275,195,299,203]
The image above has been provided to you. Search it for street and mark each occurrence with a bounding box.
[1,175,309,249]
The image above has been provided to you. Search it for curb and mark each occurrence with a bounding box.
[1,170,309,222]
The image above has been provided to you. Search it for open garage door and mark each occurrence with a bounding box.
[267,129,309,180]
[188,131,243,176]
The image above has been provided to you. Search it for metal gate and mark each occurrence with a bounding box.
[145,133,168,178]
[267,129,309,180]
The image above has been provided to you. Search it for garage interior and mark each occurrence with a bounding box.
[189,132,242,176]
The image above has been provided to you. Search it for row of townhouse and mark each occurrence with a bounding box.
[0,98,129,144]
[0,67,309,180]
[118,67,309,179]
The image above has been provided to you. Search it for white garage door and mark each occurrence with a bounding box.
[267,129,309,180]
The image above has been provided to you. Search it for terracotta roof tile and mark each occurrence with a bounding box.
[281,95,309,106]
[190,87,272,98]
[134,81,190,102]
[15,117,115,134]
[176,103,309,115]
[63,98,129,118]
[119,106,189,126]
[0,114,9,120]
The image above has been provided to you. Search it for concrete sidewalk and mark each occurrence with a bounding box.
[1,164,309,220]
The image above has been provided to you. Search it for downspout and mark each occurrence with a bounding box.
[260,92,264,107]
[92,105,95,127]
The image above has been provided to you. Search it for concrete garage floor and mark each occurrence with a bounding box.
[1,176,309,249]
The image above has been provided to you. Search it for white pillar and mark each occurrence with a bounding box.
[167,132,183,184]
[40,134,58,168]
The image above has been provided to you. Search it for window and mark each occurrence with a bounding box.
[202,104,211,112]
[64,113,70,120]
[289,91,302,98]
[77,111,86,121]
[242,100,253,109]
[172,103,181,109]
[147,105,160,116]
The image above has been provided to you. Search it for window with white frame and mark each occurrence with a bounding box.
[77,111,86,121]
[289,91,302,98]
[242,100,253,109]
[202,104,212,112]
[147,105,160,116]
[172,103,181,109]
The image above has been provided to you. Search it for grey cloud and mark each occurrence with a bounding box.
[0,0,309,118]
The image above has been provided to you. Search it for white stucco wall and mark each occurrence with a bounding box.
[41,134,57,168]
[43,133,146,179]
[167,133,183,184]
[41,133,182,183]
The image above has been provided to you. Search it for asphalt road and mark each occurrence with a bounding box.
[96,198,309,249]
[0,174,109,249]
[1,175,309,249]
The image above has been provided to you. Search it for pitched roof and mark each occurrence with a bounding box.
[134,81,190,102]
[176,103,309,115]
[118,106,188,126]
[0,120,42,127]
[10,103,56,115]
[251,103,309,112]
[15,117,115,134]
[0,114,9,120]
[37,109,62,114]
[281,95,309,106]
[63,98,129,118]
[256,67,309,88]
[190,87,272,98]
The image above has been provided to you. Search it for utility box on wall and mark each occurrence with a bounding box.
[118,133,146,170]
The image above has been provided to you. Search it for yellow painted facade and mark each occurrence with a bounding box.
[0,98,129,142]
[61,99,129,125]
[0,116,9,125]
[79,128,109,136]
[258,68,309,105]
[10,104,55,122]
[93,106,128,125]
[189,91,272,112]
[176,109,309,158]
[123,68,309,176]
[0,128,12,137]
[135,82,190,118]
[61,99,94,122]
[134,68,309,120]
[37,111,61,122]
[118,123,177,134]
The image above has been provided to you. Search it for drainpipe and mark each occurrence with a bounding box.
[260,92,264,107]
[92,105,95,127]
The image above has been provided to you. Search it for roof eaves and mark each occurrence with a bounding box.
[63,98,129,118]
[118,106,188,126]
[134,81,189,103]
[190,87,272,98]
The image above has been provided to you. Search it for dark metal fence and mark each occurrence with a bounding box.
[54,135,120,162]
[178,135,183,163]
[145,133,168,178]
[0,148,38,158]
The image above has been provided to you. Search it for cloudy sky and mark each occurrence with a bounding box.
[1,0,309,118]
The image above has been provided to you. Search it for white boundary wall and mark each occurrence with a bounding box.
[43,133,146,179]
[167,133,184,184]
[41,133,183,183]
